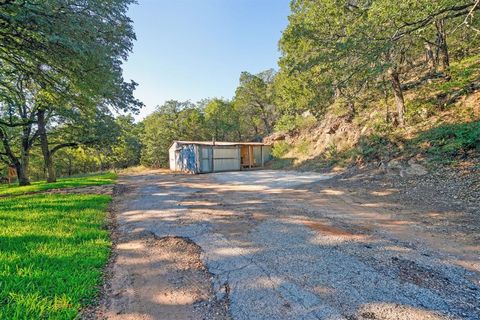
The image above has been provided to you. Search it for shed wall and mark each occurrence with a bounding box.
[169,142,272,173]
[262,145,273,164]
[199,146,212,173]
[169,143,177,171]
[212,146,240,172]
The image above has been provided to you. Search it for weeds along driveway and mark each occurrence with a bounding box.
[102,170,480,320]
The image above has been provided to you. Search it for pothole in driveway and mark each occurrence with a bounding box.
[146,235,230,319]
[103,231,230,320]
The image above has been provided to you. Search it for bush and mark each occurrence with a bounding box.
[296,139,311,156]
[274,114,317,133]
[414,121,480,159]
[357,134,401,161]
[272,141,292,158]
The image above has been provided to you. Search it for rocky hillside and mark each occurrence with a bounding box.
[269,55,480,173]
[267,55,480,212]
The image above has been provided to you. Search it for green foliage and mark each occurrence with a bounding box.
[296,139,311,156]
[434,55,480,94]
[272,141,292,158]
[414,121,480,160]
[0,194,111,319]
[277,0,480,127]
[0,172,116,197]
[274,114,317,133]
[204,99,240,140]
[0,0,142,185]
[325,142,339,159]
[270,158,294,169]
[357,134,401,162]
[234,69,277,137]
[109,115,143,169]
[405,100,436,124]
[140,101,207,167]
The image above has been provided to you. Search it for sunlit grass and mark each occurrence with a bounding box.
[0,172,117,197]
[0,194,112,319]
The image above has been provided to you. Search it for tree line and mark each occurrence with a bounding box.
[275,0,480,127]
[0,0,142,185]
[2,1,479,179]
[141,0,479,166]
[140,69,277,167]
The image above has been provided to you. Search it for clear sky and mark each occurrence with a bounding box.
[122,0,291,119]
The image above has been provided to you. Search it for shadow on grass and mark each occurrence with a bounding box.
[0,172,117,197]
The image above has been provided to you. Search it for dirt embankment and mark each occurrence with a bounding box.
[266,90,479,219]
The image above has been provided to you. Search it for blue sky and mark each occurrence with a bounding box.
[122,0,291,119]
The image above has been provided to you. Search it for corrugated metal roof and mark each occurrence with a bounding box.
[173,140,271,146]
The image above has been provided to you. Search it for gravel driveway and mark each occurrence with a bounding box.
[99,170,479,320]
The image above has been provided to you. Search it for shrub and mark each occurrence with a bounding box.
[357,134,400,161]
[272,141,292,158]
[414,121,480,159]
[296,139,311,156]
[274,114,317,133]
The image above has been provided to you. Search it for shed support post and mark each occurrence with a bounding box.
[211,146,215,173]
[249,146,252,169]
[261,146,264,167]
[238,146,241,170]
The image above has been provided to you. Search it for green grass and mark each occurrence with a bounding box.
[0,194,112,319]
[271,141,292,158]
[435,55,480,93]
[413,121,480,162]
[0,172,117,197]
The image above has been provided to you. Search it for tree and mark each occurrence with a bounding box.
[233,69,277,139]
[110,115,142,169]
[0,0,142,184]
[204,98,240,141]
[278,0,480,127]
[37,104,123,181]
[0,75,40,185]
[140,101,206,167]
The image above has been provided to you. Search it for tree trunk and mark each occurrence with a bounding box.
[13,159,29,186]
[435,19,450,73]
[255,102,272,135]
[37,109,56,183]
[333,81,341,101]
[68,157,72,176]
[388,67,406,127]
[347,101,355,118]
[0,126,31,186]
[18,127,32,186]
[262,116,271,135]
[425,42,437,74]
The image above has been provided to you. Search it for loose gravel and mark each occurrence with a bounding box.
[101,170,480,320]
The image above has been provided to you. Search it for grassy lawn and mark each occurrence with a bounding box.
[0,172,117,197]
[0,174,115,319]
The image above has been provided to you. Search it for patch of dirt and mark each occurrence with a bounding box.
[390,257,445,289]
[314,159,480,245]
[81,183,129,320]
[99,233,228,320]
[43,184,114,195]
[348,303,447,320]
[303,220,355,237]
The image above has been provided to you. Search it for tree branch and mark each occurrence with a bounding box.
[50,142,78,155]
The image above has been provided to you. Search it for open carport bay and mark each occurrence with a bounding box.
[101,170,480,320]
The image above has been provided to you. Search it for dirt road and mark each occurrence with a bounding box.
[99,170,479,320]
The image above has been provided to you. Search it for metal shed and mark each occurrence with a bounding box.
[169,141,272,173]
